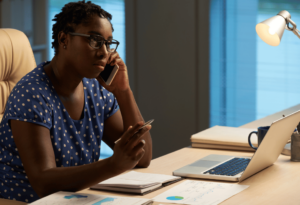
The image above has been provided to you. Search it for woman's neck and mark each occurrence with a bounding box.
[44,56,83,98]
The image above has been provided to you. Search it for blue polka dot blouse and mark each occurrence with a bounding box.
[0,61,119,202]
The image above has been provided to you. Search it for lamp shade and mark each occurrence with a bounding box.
[256,11,291,46]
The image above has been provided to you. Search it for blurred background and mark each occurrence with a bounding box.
[1,0,300,159]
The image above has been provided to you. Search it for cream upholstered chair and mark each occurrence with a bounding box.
[0,28,35,204]
[0,29,36,204]
[0,29,36,122]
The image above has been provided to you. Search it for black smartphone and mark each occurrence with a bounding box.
[99,64,119,85]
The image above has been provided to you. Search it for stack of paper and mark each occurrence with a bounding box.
[191,126,257,152]
[29,191,153,205]
[90,171,182,195]
[191,125,291,155]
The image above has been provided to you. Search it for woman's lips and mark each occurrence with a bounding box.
[94,64,105,71]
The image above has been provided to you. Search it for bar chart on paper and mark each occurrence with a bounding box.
[29,191,152,205]
[153,180,248,205]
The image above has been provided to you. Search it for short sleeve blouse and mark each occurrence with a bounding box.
[0,61,119,203]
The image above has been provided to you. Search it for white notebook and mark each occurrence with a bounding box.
[90,171,182,195]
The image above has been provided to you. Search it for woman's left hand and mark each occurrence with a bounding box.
[96,52,130,93]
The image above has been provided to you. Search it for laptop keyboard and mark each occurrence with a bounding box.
[203,158,251,176]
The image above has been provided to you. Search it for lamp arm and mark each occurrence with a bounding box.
[286,18,300,39]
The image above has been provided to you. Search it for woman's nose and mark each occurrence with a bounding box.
[96,44,109,59]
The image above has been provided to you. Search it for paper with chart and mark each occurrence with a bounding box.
[29,191,152,205]
[153,180,249,205]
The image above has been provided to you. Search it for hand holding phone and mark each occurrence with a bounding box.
[114,119,154,144]
[99,64,119,85]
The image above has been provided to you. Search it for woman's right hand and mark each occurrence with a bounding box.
[108,121,151,173]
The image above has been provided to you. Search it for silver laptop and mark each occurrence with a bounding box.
[173,110,300,182]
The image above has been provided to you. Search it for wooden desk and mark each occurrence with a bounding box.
[78,148,300,205]
[3,147,300,204]
[4,104,300,204]
[0,198,26,205]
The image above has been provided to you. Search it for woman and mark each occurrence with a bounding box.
[0,1,152,202]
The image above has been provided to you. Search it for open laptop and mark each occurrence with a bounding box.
[173,110,300,182]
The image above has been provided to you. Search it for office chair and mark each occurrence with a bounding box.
[0,29,36,122]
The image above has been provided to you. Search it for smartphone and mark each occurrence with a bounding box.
[99,64,119,85]
[114,119,154,144]
[135,119,154,134]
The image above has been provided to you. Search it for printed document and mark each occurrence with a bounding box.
[28,191,152,205]
[153,180,248,205]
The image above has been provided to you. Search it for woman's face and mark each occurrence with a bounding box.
[66,15,113,79]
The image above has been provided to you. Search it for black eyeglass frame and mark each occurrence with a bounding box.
[69,32,119,52]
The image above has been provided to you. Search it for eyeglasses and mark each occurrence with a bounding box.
[69,32,119,52]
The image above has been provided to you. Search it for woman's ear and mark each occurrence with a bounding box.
[58,31,68,49]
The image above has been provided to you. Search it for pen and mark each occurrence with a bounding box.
[114,119,154,144]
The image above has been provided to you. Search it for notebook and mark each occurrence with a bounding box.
[90,171,182,195]
[174,110,300,182]
[191,126,257,147]
[191,125,291,154]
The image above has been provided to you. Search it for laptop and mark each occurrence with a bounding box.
[173,110,300,182]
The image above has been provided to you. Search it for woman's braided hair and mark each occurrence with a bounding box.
[51,0,113,55]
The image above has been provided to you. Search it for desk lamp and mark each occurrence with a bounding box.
[256,10,300,46]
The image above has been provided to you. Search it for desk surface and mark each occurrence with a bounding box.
[78,148,300,205]
[4,104,300,205]
[3,147,300,205]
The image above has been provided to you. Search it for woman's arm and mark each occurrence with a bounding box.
[115,88,152,168]
[11,120,149,198]
[102,90,153,168]
[98,51,153,168]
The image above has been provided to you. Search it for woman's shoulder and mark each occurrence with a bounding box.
[9,62,55,110]
[13,62,53,93]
